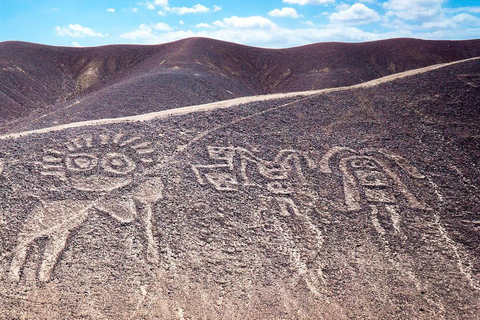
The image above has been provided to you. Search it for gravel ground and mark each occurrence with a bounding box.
[0,57,478,319]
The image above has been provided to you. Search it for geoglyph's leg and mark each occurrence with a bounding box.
[38,230,70,282]
[9,237,33,282]
[370,204,386,236]
[143,203,159,264]
[133,177,164,264]
[9,201,48,282]
[386,204,401,234]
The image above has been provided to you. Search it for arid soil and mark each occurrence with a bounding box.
[0,54,478,319]
[2,38,480,134]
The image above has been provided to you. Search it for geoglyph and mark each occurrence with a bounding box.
[192,146,325,295]
[9,133,163,282]
[320,146,427,235]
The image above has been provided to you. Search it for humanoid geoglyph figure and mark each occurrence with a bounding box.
[320,146,427,235]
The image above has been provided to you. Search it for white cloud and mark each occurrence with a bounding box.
[72,41,82,47]
[302,20,315,26]
[154,0,168,6]
[55,24,105,37]
[144,0,167,10]
[132,7,138,12]
[179,20,185,25]
[330,3,380,25]
[143,2,220,15]
[120,5,480,48]
[213,16,277,29]
[121,23,172,40]
[120,23,406,48]
[452,13,480,24]
[269,7,302,18]
[282,0,334,5]
[422,13,480,28]
[122,25,153,40]
[153,22,173,31]
[444,7,480,14]
[383,0,444,22]
[196,23,212,28]
[168,4,210,15]
[107,8,115,13]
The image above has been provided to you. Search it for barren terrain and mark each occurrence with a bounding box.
[0,49,479,319]
[2,38,480,134]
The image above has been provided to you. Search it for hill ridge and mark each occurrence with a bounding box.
[2,55,478,140]
[2,37,480,134]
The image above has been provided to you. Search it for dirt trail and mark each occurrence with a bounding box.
[1,56,478,140]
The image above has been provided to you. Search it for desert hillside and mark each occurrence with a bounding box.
[0,47,478,319]
[2,37,480,134]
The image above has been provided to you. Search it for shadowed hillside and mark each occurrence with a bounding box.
[1,37,480,133]
[0,54,479,319]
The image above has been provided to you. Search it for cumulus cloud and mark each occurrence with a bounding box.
[213,16,277,29]
[444,6,480,14]
[330,3,380,25]
[121,23,172,40]
[168,4,221,15]
[383,0,444,22]
[269,7,302,18]
[132,8,138,12]
[196,23,212,28]
[119,3,480,48]
[153,22,172,31]
[452,13,480,24]
[143,2,220,15]
[422,13,480,28]
[72,42,82,47]
[302,20,315,26]
[282,0,334,5]
[143,0,168,10]
[107,8,115,13]
[170,4,209,14]
[154,0,168,6]
[120,23,403,47]
[55,24,106,37]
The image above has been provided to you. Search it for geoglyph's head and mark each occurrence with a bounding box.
[40,133,156,192]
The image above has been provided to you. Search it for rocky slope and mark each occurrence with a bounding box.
[0,55,478,319]
[2,38,480,133]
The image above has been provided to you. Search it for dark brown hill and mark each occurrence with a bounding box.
[0,55,479,319]
[2,37,480,133]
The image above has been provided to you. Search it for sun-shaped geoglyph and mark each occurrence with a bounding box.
[9,133,162,283]
[39,133,156,191]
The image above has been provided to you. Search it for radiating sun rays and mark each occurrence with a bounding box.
[40,133,156,182]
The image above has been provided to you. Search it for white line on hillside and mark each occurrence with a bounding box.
[1,56,478,140]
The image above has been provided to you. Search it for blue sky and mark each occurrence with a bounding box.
[1,0,479,48]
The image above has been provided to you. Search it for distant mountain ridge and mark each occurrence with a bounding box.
[1,37,480,133]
